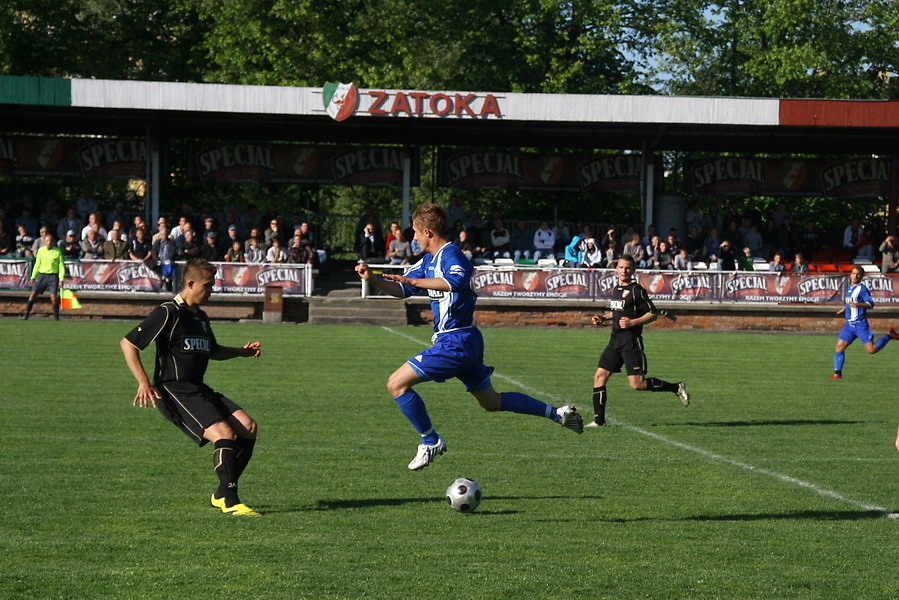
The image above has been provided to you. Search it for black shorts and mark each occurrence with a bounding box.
[33,273,60,295]
[157,381,244,446]
[597,332,647,376]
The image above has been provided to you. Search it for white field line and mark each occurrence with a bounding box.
[382,326,899,520]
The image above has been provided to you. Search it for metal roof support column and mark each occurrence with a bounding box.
[401,148,411,229]
[145,123,160,226]
[889,156,898,235]
[641,142,654,236]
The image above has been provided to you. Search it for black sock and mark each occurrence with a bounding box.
[24,299,34,316]
[53,302,60,320]
[213,439,240,507]
[645,377,678,393]
[235,437,256,479]
[592,386,606,425]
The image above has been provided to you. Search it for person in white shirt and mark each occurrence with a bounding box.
[532,221,555,261]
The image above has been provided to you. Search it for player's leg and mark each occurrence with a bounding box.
[623,344,690,406]
[387,362,446,470]
[468,382,582,433]
[23,278,42,319]
[204,420,245,509]
[895,425,899,451]
[49,292,59,320]
[588,367,612,427]
[227,409,257,480]
[832,323,855,378]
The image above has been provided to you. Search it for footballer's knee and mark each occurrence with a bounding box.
[204,420,236,443]
[472,388,502,411]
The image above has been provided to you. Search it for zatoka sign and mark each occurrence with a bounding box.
[322,82,502,121]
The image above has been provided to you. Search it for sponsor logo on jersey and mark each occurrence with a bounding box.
[183,337,210,352]
[609,299,626,311]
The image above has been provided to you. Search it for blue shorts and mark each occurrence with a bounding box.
[406,327,493,392]
[838,320,874,345]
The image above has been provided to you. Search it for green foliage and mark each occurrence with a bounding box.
[3,321,899,598]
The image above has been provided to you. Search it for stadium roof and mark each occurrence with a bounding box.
[2,76,899,155]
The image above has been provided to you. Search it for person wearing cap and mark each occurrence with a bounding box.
[58,229,82,258]
[23,233,66,320]
[201,230,223,262]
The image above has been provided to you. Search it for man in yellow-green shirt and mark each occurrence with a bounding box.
[23,233,66,320]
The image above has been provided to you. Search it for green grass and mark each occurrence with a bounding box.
[2,319,899,599]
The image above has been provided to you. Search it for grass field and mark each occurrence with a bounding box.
[2,318,899,599]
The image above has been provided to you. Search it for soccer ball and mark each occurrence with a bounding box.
[446,477,482,512]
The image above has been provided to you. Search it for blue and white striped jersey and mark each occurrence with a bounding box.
[844,282,873,323]
[400,242,475,334]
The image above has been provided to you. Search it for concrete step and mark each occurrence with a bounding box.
[307,297,407,326]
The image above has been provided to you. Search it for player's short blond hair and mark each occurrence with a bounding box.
[182,258,216,286]
[412,202,447,236]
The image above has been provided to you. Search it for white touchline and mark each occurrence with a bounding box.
[382,326,899,521]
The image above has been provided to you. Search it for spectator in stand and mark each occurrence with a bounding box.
[201,231,223,262]
[176,229,201,261]
[880,236,899,273]
[737,246,755,271]
[769,252,786,274]
[674,247,693,271]
[75,187,98,221]
[446,195,466,231]
[717,239,737,271]
[384,221,401,256]
[170,215,191,241]
[722,220,742,248]
[469,216,491,258]
[56,207,83,242]
[580,238,603,268]
[388,230,412,265]
[225,239,244,263]
[129,215,147,241]
[684,226,703,261]
[603,241,619,269]
[564,234,584,267]
[80,228,103,259]
[244,227,263,253]
[107,201,128,231]
[15,206,39,237]
[81,213,107,242]
[641,224,657,247]
[656,241,674,270]
[358,222,384,262]
[489,218,511,259]
[152,216,169,243]
[510,220,532,262]
[744,224,764,258]
[533,221,555,261]
[264,217,286,250]
[15,224,35,257]
[58,230,81,259]
[552,219,571,257]
[645,234,661,264]
[103,229,129,261]
[856,224,874,261]
[128,227,152,262]
[201,216,220,242]
[622,233,647,268]
[151,227,176,291]
[109,219,128,245]
[770,202,791,229]
[287,232,317,265]
[665,230,680,255]
[455,229,475,261]
[244,238,265,264]
[0,226,10,256]
[791,253,809,275]
[223,225,242,250]
[843,218,862,257]
[31,226,50,256]
[600,227,619,253]
[266,237,287,263]
[799,220,821,259]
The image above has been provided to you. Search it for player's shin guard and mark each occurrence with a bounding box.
[875,334,891,352]
[645,377,678,393]
[235,437,256,479]
[592,386,607,425]
[499,391,555,419]
[394,390,439,445]
[834,350,845,375]
[213,439,240,507]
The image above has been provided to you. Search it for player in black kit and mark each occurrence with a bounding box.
[120,259,263,516]
[587,255,690,427]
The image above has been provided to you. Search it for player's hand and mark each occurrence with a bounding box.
[619,316,632,329]
[133,383,161,408]
[242,341,261,358]
[591,314,605,326]
[383,273,411,286]
[354,263,371,280]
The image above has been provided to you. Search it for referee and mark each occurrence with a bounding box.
[587,255,690,427]
[120,258,263,517]
[23,233,66,320]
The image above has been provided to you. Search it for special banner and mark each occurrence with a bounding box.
[190,142,419,186]
[0,135,145,178]
[688,156,891,198]
[0,260,311,295]
[437,149,644,193]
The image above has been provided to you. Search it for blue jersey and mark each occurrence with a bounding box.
[400,242,476,334]
[844,282,873,323]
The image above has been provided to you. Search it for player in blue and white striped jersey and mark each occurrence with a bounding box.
[831,265,899,379]
[355,203,582,471]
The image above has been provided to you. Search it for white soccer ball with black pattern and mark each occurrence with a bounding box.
[446,477,482,512]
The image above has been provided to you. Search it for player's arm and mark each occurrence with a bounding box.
[211,341,261,360]
[355,263,405,297]
[383,272,451,292]
[592,311,613,326]
[119,338,160,408]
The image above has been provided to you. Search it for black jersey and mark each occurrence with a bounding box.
[609,280,656,337]
[124,295,218,385]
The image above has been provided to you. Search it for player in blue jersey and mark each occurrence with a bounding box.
[355,203,583,471]
[830,265,899,379]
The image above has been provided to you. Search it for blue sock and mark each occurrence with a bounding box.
[834,350,845,373]
[875,335,891,352]
[500,392,557,421]
[394,390,439,445]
